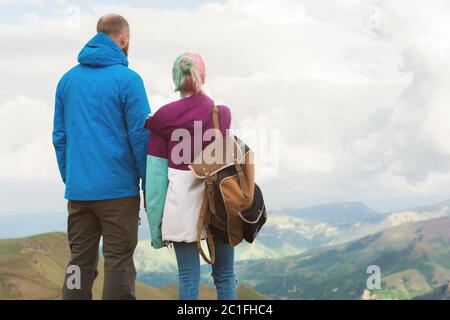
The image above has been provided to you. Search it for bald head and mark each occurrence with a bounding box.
[97,14,129,37]
[97,14,130,57]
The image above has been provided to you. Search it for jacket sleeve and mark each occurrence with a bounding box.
[52,80,66,183]
[145,132,169,249]
[124,73,151,191]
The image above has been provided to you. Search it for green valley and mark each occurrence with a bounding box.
[236,216,450,300]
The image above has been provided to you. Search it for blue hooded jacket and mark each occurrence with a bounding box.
[52,32,151,201]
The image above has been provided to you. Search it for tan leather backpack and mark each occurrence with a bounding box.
[189,105,267,264]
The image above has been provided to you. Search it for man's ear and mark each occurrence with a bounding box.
[120,34,127,48]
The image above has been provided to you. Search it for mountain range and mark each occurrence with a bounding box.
[235,216,450,300]
[0,232,267,300]
[135,199,450,277]
[280,201,383,224]
[1,199,450,299]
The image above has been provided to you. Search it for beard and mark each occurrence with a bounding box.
[122,42,129,57]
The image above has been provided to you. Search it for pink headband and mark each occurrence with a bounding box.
[184,52,206,83]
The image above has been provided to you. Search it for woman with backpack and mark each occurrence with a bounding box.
[144,52,237,300]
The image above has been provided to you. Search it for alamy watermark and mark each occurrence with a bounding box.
[170,122,280,174]
[65,5,81,30]
[66,265,81,290]
[366,265,381,290]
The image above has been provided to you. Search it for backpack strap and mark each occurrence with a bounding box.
[197,187,216,265]
[195,104,222,265]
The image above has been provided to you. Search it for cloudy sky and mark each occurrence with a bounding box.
[0,0,449,215]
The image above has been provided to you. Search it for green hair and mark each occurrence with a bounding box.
[172,53,205,93]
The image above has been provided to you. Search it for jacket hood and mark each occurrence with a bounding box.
[145,92,229,137]
[78,32,129,67]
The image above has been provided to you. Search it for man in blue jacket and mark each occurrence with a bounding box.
[52,14,150,300]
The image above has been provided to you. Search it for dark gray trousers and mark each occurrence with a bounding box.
[62,196,140,300]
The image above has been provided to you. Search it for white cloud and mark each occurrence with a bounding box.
[283,143,335,173]
[0,96,58,180]
[422,98,450,156]
[0,0,450,214]
[0,0,44,5]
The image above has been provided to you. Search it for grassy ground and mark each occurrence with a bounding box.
[0,232,268,300]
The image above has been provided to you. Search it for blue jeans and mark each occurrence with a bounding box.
[173,238,237,300]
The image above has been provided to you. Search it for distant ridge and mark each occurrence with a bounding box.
[406,199,450,213]
[279,201,382,223]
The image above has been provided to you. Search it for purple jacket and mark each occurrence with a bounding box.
[145,92,231,248]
